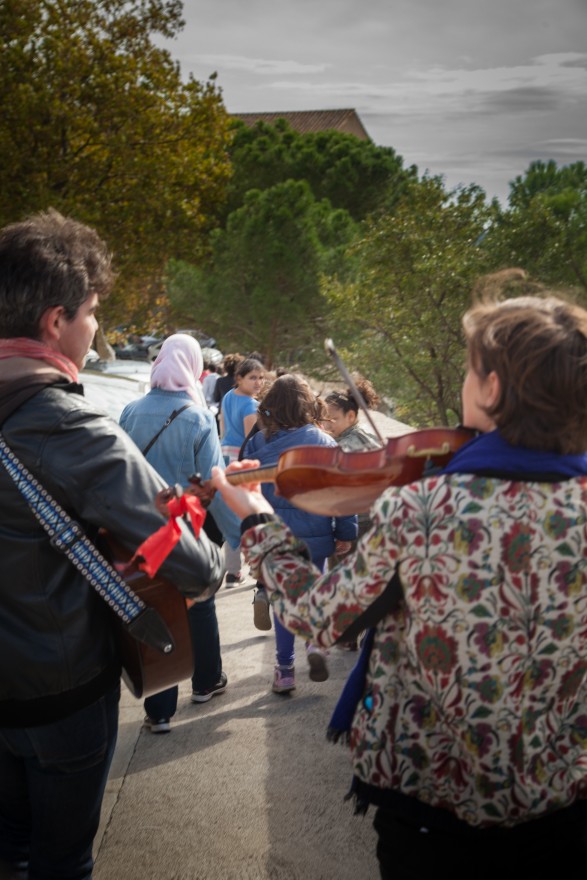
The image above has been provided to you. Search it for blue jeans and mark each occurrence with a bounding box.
[0,684,120,880]
[144,595,222,719]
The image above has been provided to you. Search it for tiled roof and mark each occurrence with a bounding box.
[231,109,371,141]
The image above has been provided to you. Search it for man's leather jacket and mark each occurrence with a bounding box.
[0,376,225,726]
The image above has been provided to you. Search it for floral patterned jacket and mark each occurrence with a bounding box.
[242,472,587,827]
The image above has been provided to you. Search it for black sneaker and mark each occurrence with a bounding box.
[191,671,228,703]
[225,573,244,587]
[144,716,171,733]
[306,646,329,682]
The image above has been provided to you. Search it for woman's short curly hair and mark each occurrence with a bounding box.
[463,294,587,454]
[325,377,379,414]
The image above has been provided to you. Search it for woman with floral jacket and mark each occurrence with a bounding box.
[212,293,587,879]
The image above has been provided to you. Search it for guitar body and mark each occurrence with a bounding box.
[99,532,194,699]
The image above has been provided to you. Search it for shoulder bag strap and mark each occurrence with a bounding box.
[334,568,403,644]
[142,403,192,456]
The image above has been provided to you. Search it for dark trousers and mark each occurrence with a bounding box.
[374,801,587,880]
[144,594,222,719]
[0,685,120,880]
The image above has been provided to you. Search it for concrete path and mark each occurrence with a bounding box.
[94,574,379,880]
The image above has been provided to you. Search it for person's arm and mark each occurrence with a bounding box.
[192,410,224,480]
[213,377,224,404]
[191,410,241,549]
[243,412,258,439]
[119,402,130,431]
[239,394,259,444]
[211,464,402,645]
[333,512,358,556]
[334,540,353,557]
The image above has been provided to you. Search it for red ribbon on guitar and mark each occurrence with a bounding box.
[131,494,206,578]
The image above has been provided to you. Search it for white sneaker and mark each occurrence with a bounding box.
[144,716,171,734]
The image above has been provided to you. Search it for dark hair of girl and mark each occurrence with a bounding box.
[222,353,243,377]
[257,373,324,437]
[325,378,379,414]
[235,357,264,379]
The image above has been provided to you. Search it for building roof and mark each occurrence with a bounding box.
[232,109,371,142]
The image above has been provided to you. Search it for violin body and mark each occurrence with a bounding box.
[272,444,401,516]
[263,427,475,517]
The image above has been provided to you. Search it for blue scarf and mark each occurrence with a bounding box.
[327,430,587,743]
[327,629,375,743]
[443,429,587,478]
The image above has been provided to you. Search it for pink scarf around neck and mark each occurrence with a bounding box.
[0,338,79,383]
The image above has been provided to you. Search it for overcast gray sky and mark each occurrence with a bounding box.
[164,0,586,203]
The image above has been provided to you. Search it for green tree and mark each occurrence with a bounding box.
[0,0,232,326]
[488,161,587,294]
[323,177,494,425]
[167,179,357,366]
[508,159,587,209]
[226,119,416,221]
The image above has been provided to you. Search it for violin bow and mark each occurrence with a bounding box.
[324,338,386,447]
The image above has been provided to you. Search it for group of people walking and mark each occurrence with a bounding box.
[3,209,587,880]
[119,336,377,715]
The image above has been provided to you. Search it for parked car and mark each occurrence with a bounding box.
[176,329,216,349]
[146,329,218,363]
[201,346,223,367]
[115,335,163,361]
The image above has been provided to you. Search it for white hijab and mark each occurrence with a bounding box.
[150,334,206,405]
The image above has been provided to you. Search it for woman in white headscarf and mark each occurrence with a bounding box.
[119,334,240,731]
[149,334,207,408]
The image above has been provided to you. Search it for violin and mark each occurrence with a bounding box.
[181,426,475,518]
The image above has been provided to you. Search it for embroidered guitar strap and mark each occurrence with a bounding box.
[0,432,175,655]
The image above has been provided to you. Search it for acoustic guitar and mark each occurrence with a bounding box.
[100,532,194,699]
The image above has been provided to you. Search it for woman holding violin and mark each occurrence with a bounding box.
[212,292,587,878]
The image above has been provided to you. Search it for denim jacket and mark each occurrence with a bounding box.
[120,387,240,548]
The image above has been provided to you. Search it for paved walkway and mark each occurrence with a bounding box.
[94,575,379,880]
